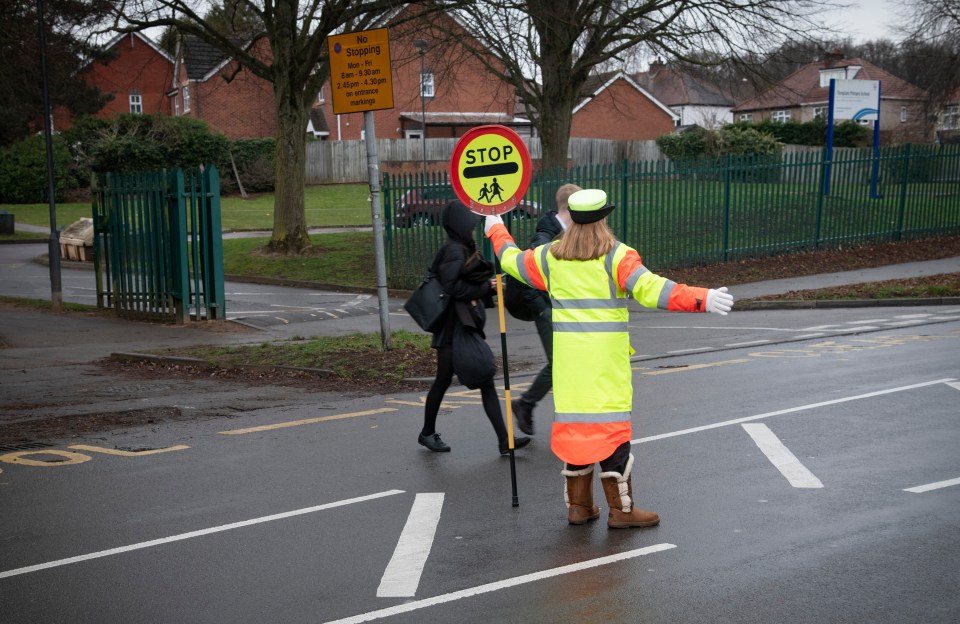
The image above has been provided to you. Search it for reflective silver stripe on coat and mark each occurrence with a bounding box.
[515,253,537,287]
[624,265,650,294]
[496,241,519,262]
[553,321,629,332]
[554,411,631,424]
[552,298,627,310]
[540,245,551,292]
[604,245,621,297]
[657,279,676,309]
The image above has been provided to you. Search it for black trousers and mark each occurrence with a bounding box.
[565,441,631,475]
[518,310,553,407]
[422,346,508,443]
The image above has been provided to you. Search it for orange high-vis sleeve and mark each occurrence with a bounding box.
[522,249,547,291]
[616,249,644,286]
[487,223,513,255]
[667,283,711,312]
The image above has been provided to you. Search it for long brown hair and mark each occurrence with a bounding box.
[551,219,617,261]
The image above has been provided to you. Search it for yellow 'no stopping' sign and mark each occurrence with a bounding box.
[450,125,531,216]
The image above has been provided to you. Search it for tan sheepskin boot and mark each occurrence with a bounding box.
[562,464,601,525]
[599,454,660,529]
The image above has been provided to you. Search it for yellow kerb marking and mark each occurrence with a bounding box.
[68,444,190,456]
[218,408,397,435]
[0,450,92,466]
[642,359,751,375]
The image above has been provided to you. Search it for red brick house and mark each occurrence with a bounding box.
[170,36,276,139]
[54,31,175,129]
[732,50,933,144]
[315,4,529,143]
[571,71,679,140]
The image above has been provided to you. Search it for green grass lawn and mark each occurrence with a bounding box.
[1,183,373,231]
[222,232,378,287]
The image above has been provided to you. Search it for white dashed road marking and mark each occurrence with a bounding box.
[742,423,823,488]
[325,544,676,624]
[377,493,444,598]
[904,477,960,493]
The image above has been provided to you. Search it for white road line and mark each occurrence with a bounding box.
[0,490,405,580]
[848,319,888,324]
[667,347,712,354]
[633,378,956,444]
[724,340,770,347]
[325,544,676,624]
[893,313,932,319]
[904,477,960,493]
[742,424,823,488]
[377,493,444,598]
[947,381,960,392]
[884,320,928,326]
[793,333,825,339]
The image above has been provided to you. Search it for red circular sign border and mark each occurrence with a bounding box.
[449,125,532,216]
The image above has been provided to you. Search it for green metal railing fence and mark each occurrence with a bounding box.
[92,166,225,323]
[383,144,960,289]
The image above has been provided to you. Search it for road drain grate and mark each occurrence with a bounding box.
[0,442,55,453]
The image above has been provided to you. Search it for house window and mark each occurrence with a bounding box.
[317,86,325,104]
[129,93,142,114]
[174,97,180,116]
[819,69,844,88]
[900,106,908,122]
[420,71,434,98]
[772,110,791,123]
[183,85,191,113]
[813,107,828,119]
[739,113,752,122]
[944,104,960,129]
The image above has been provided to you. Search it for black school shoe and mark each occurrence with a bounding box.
[511,399,534,435]
[499,435,531,455]
[418,432,451,452]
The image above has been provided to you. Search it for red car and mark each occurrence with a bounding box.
[392,183,541,227]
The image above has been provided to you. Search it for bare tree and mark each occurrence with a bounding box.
[110,0,410,254]
[895,0,960,105]
[445,0,835,169]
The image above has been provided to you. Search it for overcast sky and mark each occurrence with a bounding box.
[827,0,903,42]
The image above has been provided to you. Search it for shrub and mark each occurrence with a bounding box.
[63,113,230,178]
[0,134,78,203]
[218,138,276,194]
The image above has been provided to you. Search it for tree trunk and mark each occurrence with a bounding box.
[268,70,311,253]
[538,103,573,171]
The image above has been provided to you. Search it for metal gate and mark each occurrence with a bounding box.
[92,166,225,323]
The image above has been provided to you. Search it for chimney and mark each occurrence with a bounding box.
[823,49,844,68]
[649,58,665,74]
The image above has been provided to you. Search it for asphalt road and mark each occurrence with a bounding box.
[1,301,958,622]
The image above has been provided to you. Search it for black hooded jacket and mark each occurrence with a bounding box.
[429,201,494,348]
[519,210,564,317]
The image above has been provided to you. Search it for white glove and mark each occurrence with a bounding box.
[706,287,733,315]
[484,214,504,235]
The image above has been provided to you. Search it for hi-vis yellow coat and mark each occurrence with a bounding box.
[488,223,711,465]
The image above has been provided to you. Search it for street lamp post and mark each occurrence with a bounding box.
[414,39,428,180]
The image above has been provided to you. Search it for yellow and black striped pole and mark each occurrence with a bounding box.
[494,264,520,507]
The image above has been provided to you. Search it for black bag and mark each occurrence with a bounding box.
[503,274,537,322]
[452,323,497,389]
[404,272,450,333]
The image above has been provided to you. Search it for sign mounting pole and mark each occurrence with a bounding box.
[328,28,395,349]
[450,125,532,507]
